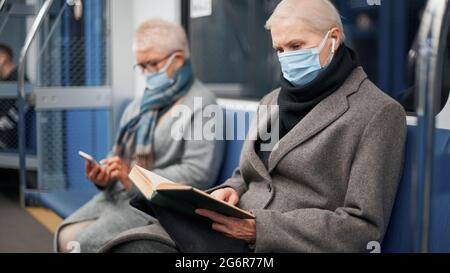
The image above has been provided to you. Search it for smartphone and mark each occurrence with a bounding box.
[78,151,99,166]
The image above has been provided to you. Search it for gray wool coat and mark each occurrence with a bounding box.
[100,67,407,253]
[55,80,225,253]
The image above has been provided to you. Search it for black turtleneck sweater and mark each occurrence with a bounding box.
[256,45,359,168]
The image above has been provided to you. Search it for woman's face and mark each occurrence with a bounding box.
[135,48,185,77]
[270,19,341,67]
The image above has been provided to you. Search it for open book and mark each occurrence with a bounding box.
[129,165,255,219]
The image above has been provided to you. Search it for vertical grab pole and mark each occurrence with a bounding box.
[17,0,54,206]
[414,0,449,252]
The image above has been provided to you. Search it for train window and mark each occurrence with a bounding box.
[184,0,280,99]
[398,2,450,115]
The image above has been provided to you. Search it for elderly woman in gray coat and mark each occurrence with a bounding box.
[55,19,224,253]
[100,0,407,253]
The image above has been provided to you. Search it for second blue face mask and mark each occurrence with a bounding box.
[278,31,336,87]
[145,54,176,91]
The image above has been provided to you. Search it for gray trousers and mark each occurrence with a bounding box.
[55,185,154,253]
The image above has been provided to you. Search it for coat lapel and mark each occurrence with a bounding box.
[267,67,368,173]
[243,100,279,181]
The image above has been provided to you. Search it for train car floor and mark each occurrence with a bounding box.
[0,190,55,253]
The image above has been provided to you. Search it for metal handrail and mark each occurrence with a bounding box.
[0,0,10,35]
[0,0,6,11]
[17,0,54,206]
[414,0,450,253]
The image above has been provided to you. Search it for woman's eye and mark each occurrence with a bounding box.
[292,44,301,50]
[276,48,284,54]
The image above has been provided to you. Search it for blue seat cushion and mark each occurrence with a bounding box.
[214,108,254,186]
[215,140,245,186]
[39,188,98,218]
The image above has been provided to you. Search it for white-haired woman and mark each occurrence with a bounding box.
[99,0,407,253]
[55,19,225,253]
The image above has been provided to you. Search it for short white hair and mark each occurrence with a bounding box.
[133,19,190,58]
[265,0,346,43]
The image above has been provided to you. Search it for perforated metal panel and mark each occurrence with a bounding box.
[36,110,65,190]
[35,0,111,191]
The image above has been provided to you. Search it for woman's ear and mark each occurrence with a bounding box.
[167,52,186,78]
[173,52,186,68]
[330,27,342,50]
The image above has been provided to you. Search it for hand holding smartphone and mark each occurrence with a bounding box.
[78,151,100,166]
[79,151,111,187]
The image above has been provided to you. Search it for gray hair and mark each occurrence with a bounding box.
[265,0,346,43]
[133,19,190,58]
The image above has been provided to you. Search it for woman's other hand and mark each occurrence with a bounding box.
[101,156,132,191]
[210,187,239,206]
[195,209,256,244]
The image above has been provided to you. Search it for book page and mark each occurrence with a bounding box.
[135,166,177,188]
[129,167,154,198]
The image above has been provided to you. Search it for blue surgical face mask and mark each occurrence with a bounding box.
[145,54,176,90]
[278,31,336,87]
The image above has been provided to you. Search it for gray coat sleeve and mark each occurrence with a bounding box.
[252,102,407,253]
[152,105,225,190]
[205,168,248,196]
